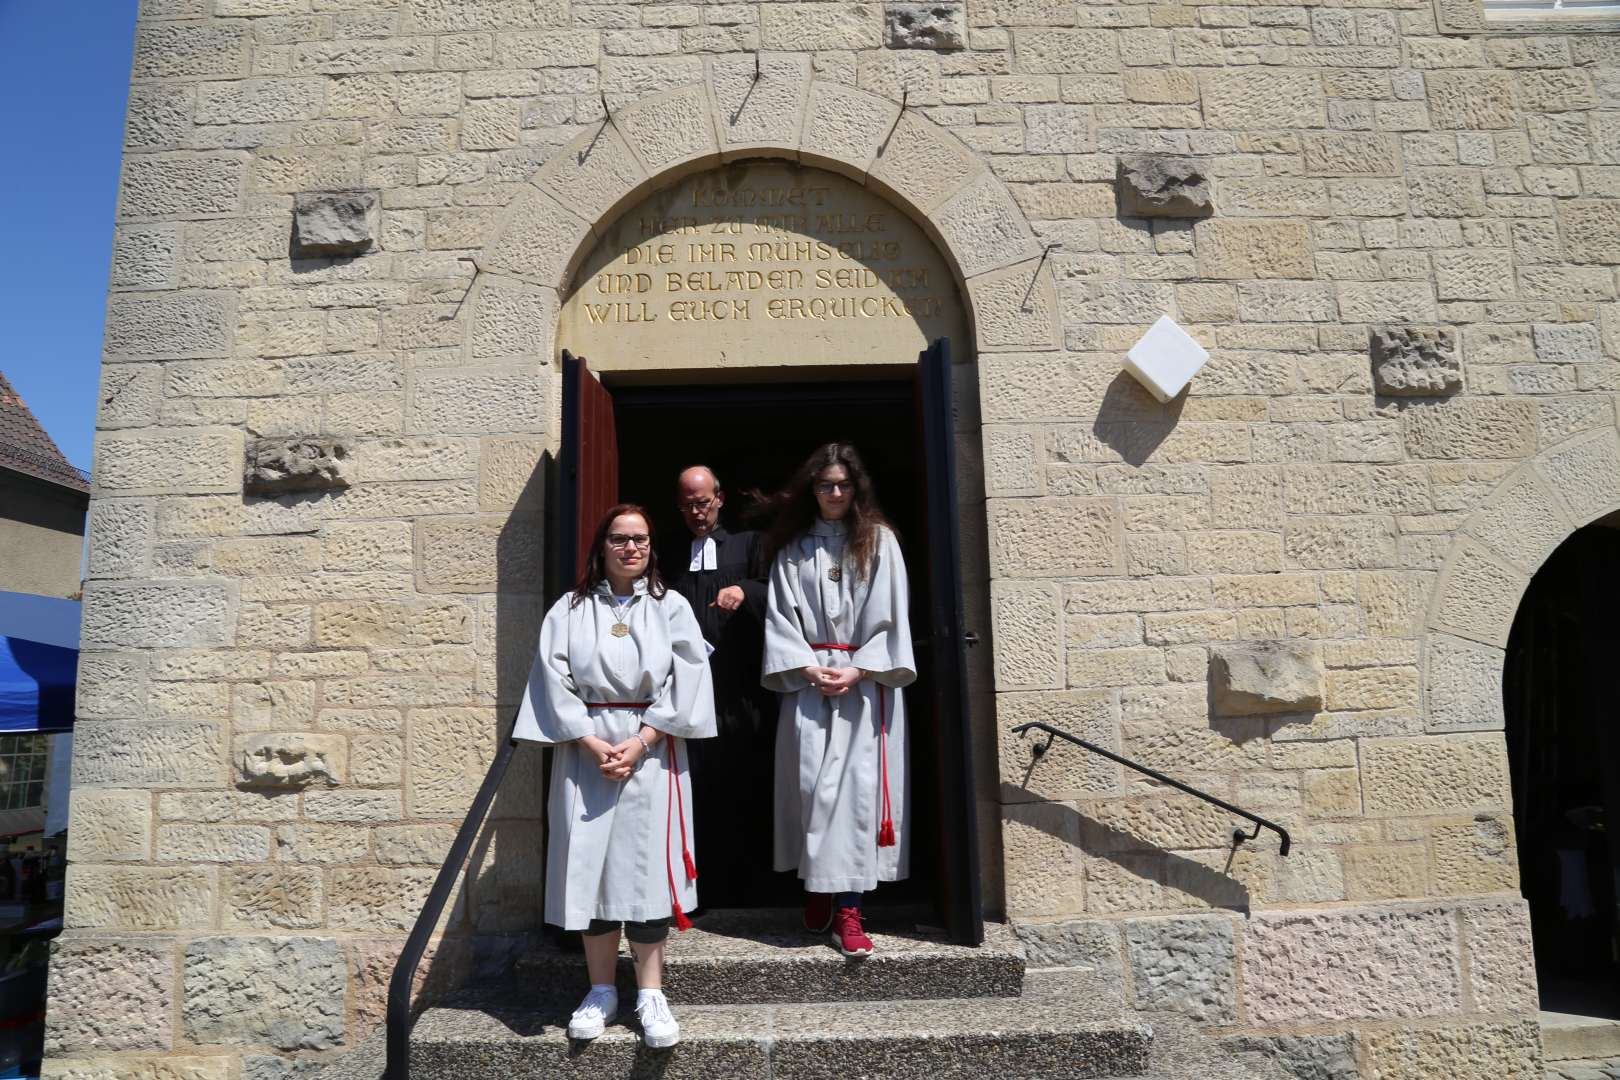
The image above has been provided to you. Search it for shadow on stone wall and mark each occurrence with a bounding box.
[1091,372,1186,468]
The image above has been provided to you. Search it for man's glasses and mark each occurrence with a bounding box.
[679,498,715,513]
[813,481,851,496]
[606,534,651,549]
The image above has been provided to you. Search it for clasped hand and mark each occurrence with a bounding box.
[802,665,863,697]
[580,733,652,782]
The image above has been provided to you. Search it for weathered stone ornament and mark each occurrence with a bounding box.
[883,2,967,49]
[1208,641,1325,717]
[1115,154,1214,219]
[292,190,379,258]
[244,436,351,496]
[236,733,346,788]
[1124,315,1210,403]
[1370,326,1463,397]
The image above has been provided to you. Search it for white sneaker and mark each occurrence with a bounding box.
[636,989,680,1049]
[567,985,618,1040]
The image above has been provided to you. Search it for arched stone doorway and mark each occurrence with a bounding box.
[459,76,1058,935]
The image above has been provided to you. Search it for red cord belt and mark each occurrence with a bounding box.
[809,644,896,848]
[586,701,697,930]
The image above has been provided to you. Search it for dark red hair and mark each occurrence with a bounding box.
[570,503,667,606]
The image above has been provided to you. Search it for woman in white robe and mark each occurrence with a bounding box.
[513,503,715,1048]
[762,443,916,958]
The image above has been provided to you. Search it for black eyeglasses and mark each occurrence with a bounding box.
[606,533,651,549]
[679,497,715,513]
[813,481,851,496]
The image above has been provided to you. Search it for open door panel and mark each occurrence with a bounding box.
[556,351,620,589]
[917,338,984,945]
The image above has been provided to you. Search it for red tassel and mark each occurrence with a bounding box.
[683,850,698,882]
[673,903,693,932]
[878,820,895,848]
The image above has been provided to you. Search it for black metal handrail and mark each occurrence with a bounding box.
[386,735,521,1080]
[1012,720,1292,857]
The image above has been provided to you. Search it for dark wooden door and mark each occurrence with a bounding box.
[917,337,984,945]
[556,351,620,588]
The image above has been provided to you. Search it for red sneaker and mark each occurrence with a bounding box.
[831,906,873,958]
[803,892,833,934]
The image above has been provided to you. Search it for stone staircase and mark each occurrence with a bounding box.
[315,909,1277,1080]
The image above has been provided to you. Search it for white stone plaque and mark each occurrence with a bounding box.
[1124,314,1209,403]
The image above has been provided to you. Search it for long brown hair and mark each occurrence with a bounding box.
[570,503,667,606]
[762,443,893,580]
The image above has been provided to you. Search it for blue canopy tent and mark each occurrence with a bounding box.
[0,594,78,736]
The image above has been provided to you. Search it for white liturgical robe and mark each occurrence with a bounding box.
[513,577,716,929]
[763,519,916,893]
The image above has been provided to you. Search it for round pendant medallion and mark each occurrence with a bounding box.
[827,566,842,582]
[611,623,630,638]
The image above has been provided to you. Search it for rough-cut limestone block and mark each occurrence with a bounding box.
[1116,154,1213,219]
[1362,1021,1541,1080]
[884,2,966,48]
[64,865,214,931]
[223,866,324,930]
[234,733,346,789]
[1434,249,1515,302]
[74,722,223,787]
[1013,28,1118,73]
[868,110,984,215]
[1201,70,1326,130]
[1362,735,1511,816]
[988,498,1121,578]
[1402,400,1537,461]
[291,39,437,76]
[156,824,271,863]
[104,291,233,359]
[935,171,1040,279]
[94,428,244,497]
[1209,641,1324,717]
[111,224,178,290]
[478,436,547,512]
[1432,814,1519,895]
[1541,429,1620,526]
[44,936,173,1053]
[967,258,1062,351]
[1370,327,1461,397]
[408,708,497,818]
[1425,70,1520,130]
[328,867,436,930]
[408,366,546,435]
[616,85,719,177]
[1081,795,1236,853]
[759,2,883,50]
[531,123,648,227]
[1244,905,1461,1024]
[1012,917,1123,972]
[416,516,543,593]
[183,937,344,1051]
[86,500,153,579]
[1125,916,1236,1023]
[1342,844,1428,901]
[991,582,1063,690]
[119,154,246,219]
[290,190,378,258]
[1223,1033,1360,1080]
[375,824,457,866]
[801,83,897,182]
[42,1057,228,1080]
[1424,634,1506,734]
[468,276,554,362]
[1024,105,1092,155]
[1466,466,1573,574]
[81,582,234,650]
[1558,200,1620,265]
[1430,540,1528,649]
[997,690,1118,802]
[67,790,151,862]
[481,186,593,288]
[1462,900,1537,1013]
[315,600,472,648]
[1337,281,1438,323]
[710,52,812,160]
[1193,219,1313,280]
[1303,132,1400,177]
[75,653,148,720]
[1001,801,1084,918]
[243,437,351,496]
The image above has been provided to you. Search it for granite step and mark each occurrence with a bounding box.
[512,908,1026,1004]
[410,984,1153,1079]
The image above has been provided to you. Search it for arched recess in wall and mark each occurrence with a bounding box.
[456,67,1063,919]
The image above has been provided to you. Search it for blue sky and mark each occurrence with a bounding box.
[0,2,138,474]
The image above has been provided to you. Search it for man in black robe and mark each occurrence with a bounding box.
[666,465,776,907]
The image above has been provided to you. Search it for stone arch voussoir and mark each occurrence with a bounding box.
[1422,422,1620,733]
[468,67,1062,370]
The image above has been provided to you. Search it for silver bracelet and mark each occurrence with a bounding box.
[635,731,651,755]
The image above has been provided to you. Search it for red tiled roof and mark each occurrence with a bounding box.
[0,372,89,492]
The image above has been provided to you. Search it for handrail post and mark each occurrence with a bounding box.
[1012,720,1292,857]
[385,736,521,1080]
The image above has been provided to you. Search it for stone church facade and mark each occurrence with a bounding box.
[49,0,1620,1076]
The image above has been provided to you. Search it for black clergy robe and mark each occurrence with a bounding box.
[666,524,778,905]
